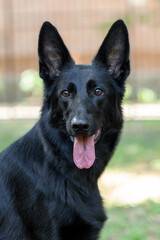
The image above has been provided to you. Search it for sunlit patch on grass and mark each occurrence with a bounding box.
[99,171,160,205]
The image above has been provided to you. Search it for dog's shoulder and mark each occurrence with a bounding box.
[0,123,44,191]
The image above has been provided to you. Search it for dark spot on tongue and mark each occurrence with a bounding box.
[73,135,95,169]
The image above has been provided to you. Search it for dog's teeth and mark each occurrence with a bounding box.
[70,137,74,142]
[94,129,101,143]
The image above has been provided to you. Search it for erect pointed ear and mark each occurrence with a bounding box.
[94,20,130,86]
[38,22,74,81]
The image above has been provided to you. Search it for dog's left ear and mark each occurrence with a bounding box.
[38,22,74,81]
[94,20,130,86]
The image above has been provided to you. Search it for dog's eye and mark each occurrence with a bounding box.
[94,88,103,96]
[61,90,70,97]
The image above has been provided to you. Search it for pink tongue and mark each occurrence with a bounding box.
[73,136,95,169]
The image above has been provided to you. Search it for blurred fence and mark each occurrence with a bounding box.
[0,0,160,103]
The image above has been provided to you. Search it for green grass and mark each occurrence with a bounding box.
[0,120,36,152]
[109,120,160,172]
[101,200,160,240]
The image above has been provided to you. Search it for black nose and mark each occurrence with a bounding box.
[71,118,90,133]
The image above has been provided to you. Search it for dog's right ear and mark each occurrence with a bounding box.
[38,22,74,82]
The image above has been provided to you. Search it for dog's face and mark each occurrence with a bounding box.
[57,64,111,138]
[38,20,130,169]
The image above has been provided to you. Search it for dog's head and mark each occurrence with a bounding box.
[38,20,130,169]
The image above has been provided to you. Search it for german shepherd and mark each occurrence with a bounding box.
[0,20,130,240]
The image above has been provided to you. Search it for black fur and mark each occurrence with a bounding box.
[0,20,130,240]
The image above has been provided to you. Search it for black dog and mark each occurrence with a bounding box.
[0,20,130,240]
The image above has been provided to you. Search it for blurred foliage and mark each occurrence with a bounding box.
[124,84,132,102]
[139,14,151,24]
[0,77,3,93]
[137,88,157,103]
[99,14,133,31]
[0,77,4,101]
[99,10,159,32]
[19,70,43,96]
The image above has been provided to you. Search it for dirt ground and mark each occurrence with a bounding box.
[99,171,160,205]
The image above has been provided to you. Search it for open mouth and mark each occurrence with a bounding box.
[70,129,101,169]
[70,129,101,144]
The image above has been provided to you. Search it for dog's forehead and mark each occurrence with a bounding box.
[60,64,111,90]
[69,64,92,80]
[76,64,92,80]
[62,64,101,83]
